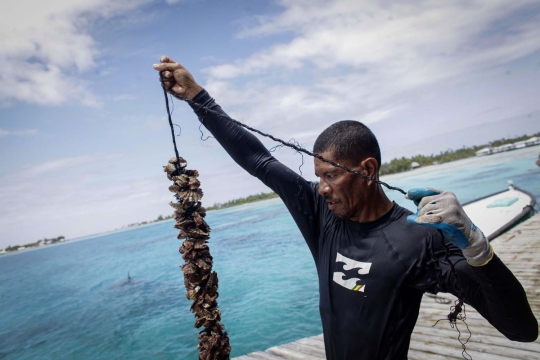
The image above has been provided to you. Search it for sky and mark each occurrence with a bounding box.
[1,0,540,247]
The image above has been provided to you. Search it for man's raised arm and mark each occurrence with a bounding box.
[153,56,303,188]
[153,56,321,253]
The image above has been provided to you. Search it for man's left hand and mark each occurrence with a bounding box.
[153,56,203,100]
[406,188,493,266]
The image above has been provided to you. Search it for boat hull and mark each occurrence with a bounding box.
[462,186,536,241]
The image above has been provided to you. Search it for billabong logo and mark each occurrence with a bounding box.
[333,252,372,292]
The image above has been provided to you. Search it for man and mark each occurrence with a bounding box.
[153,57,537,359]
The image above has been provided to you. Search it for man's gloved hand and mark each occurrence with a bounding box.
[406,188,494,267]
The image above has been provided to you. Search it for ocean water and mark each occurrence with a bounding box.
[1,146,539,359]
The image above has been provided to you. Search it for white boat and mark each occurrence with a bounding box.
[463,181,536,241]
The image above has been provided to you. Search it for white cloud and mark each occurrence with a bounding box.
[200,0,540,141]
[0,129,38,136]
[144,116,168,130]
[18,155,95,177]
[230,0,540,80]
[0,0,151,106]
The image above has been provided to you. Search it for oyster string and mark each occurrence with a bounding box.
[160,75,232,360]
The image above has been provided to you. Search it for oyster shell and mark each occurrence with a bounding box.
[196,258,212,271]
[186,286,200,300]
[169,184,181,193]
[182,262,197,276]
[164,158,230,359]
[169,201,184,211]
[169,156,188,169]
[185,169,199,177]
[188,176,201,190]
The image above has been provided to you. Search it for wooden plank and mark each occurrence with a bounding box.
[413,324,540,352]
[280,343,326,358]
[409,340,513,360]
[233,214,540,360]
[412,333,540,360]
[407,348,458,360]
[295,337,326,351]
[266,345,316,360]
[244,351,289,360]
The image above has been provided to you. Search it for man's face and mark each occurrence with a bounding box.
[314,151,369,221]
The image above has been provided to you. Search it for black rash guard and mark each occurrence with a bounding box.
[188,90,538,359]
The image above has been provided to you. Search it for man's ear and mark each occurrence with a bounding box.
[361,157,379,181]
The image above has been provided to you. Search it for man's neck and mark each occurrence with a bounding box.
[349,186,394,222]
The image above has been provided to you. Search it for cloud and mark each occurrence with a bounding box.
[0,129,38,137]
[200,0,540,141]
[230,0,540,80]
[0,151,180,247]
[113,94,137,102]
[144,116,168,130]
[0,0,151,106]
[20,155,95,177]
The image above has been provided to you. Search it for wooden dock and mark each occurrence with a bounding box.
[234,213,540,360]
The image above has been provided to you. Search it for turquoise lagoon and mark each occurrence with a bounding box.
[1,146,539,359]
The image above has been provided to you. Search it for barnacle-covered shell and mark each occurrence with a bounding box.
[196,207,207,217]
[169,184,181,193]
[196,258,212,271]
[175,218,195,229]
[164,158,229,359]
[163,163,177,174]
[179,240,199,254]
[179,189,204,203]
[206,272,217,289]
[186,286,200,300]
[189,228,210,239]
[169,201,184,211]
[174,209,186,216]
[173,174,190,188]
[193,241,208,250]
[188,176,201,190]
[185,169,199,177]
[181,198,197,210]
[169,156,187,169]
[178,228,210,240]
[204,292,219,303]
[182,262,197,276]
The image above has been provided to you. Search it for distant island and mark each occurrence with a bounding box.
[118,192,281,230]
[206,192,279,211]
[1,236,66,254]
[380,132,540,175]
[130,132,540,225]
[4,132,536,252]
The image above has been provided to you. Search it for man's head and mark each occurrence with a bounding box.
[313,120,381,168]
[313,121,382,220]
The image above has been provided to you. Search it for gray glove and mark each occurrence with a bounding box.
[407,188,494,267]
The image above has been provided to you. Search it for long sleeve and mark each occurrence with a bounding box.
[188,90,322,258]
[416,233,538,342]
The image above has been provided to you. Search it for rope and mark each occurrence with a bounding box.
[185,98,407,195]
[432,238,472,360]
[160,73,183,173]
